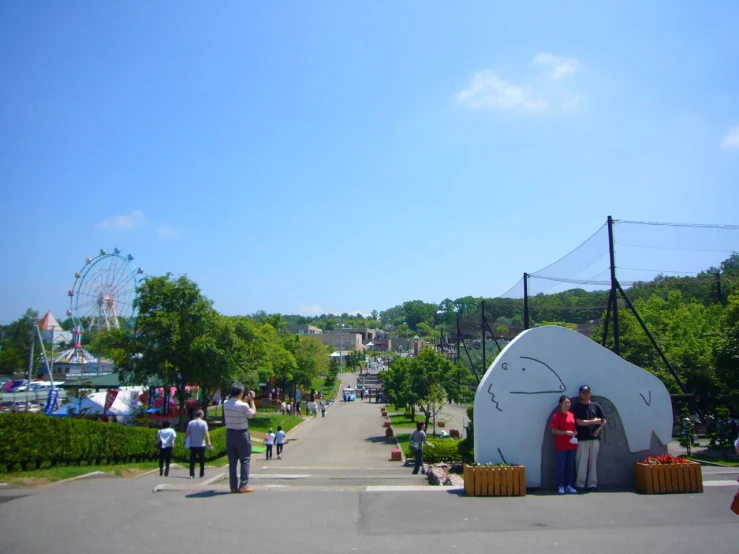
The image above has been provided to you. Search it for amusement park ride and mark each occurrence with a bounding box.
[59,248,144,365]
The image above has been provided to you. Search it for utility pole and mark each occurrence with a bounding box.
[339,316,343,374]
[26,324,36,410]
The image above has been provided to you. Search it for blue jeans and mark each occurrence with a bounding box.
[556,449,576,488]
[412,448,423,474]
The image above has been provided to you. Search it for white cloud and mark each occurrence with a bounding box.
[97,210,145,230]
[297,303,323,316]
[723,126,739,149]
[456,71,548,113]
[156,226,180,238]
[348,309,372,318]
[457,53,581,114]
[532,53,579,79]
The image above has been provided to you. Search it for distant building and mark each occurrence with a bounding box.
[38,311,72,346]
[340,327,377,344]
[317,331,364,352]
[286,324,323,335]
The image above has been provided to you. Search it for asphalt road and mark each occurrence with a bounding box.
[2,370,739,553]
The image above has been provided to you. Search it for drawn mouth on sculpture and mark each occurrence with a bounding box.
[506,356,566,395]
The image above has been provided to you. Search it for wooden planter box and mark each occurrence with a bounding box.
[634,462,703,494]
[381,410,387,417]
[383,419,392,428]
[437,421,446,428]
[463,465,526,497]
[390,448,402,461]
[449,429,460,439]
[385,426,395,438]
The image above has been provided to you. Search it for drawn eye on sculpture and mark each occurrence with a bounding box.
[508,356,566,395]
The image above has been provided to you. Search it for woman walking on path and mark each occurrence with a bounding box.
[409,422,434,475]
[265,428,276,460]
[275,426,286,459]
[186,410,212,479]
[550,395,579,495]
[156,420,177,477]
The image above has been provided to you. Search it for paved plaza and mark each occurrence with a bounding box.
[2,372,739,553]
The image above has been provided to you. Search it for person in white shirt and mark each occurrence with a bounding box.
[275,426,286,459]
[223,383,257,493]
[312,401,318,417]
[186,409,212,479]
[264,428,276,460]
[156,420,177,477]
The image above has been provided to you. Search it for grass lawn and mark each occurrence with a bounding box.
[396,433,410,452]
[688,454,739,467]
[312,377,340,402]
[248,414,303,437]
[389,413,417,428]
[0,461,161,486]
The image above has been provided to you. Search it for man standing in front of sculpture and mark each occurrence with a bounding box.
[573,385,607,492]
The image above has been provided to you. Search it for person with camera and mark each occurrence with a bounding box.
[223,383,257,493]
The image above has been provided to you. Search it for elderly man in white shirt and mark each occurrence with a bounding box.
[223,383,257,493]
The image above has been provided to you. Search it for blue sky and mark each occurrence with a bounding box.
[1,1,738,323]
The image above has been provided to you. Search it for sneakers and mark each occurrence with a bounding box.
[587,486,598,492]
[236,487,254,494]
[189,476,194,480]
[558,486,565,495]
[566,486,578,494]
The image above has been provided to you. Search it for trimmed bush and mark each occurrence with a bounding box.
[0,414,228,472]
[403,437,462,464]
[171,426,227,463]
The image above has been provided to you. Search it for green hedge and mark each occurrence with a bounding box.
[403,437,462,464]
[0,414,228,472]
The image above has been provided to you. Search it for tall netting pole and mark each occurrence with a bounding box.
[481,301,486,374]
[607,216,621,355]
[523,272,530,330]
[715,272,725,307]
[456,311,461,364]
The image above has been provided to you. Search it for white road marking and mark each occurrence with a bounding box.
[702,480,739,487]
[365,486,463,493]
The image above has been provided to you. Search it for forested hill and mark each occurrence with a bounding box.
[272,254,739,336]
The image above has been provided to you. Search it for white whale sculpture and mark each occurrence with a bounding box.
[474,325,672,487]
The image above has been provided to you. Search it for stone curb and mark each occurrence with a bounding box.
[44,471,111,487]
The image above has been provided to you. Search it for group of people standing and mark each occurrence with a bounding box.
[550,384,607,494]
[280,399,327,418]
[155,409,213,479]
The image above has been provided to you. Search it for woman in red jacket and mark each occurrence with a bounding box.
[551,395,578,495]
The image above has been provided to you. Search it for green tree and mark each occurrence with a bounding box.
[382,348,468,431]
[401,300,439,332]
[599,290,722,397]
[715,293,739,406]
[0,309,39,375]
[101,274,216,430]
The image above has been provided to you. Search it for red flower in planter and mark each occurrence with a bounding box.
[641,454,690,465]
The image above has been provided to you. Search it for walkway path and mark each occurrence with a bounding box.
[150,370,424,493]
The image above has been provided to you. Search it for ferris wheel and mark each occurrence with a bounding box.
[67,248,144,332]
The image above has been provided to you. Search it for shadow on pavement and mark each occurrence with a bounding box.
[364,436,395,444]
[185,491,232,499]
